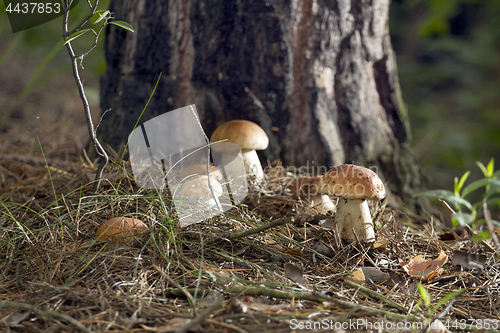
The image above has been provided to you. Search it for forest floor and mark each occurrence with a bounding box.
[1,49,500,333]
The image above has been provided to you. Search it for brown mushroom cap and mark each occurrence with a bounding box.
[320,164,385,200]
[96,217,149,243]
[181,175,223,198]
[210,120,269,151]
[180,164,223,181]
[291,176,322,199]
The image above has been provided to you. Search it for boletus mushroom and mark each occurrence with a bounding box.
[291,176,335,213]
[180,163,223,181]
[180,175,223,210]
[96,217,149,243]
[320,164,385,243]
[210,120,269,182]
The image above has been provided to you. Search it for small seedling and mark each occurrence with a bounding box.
[416,158,500,241]
[62,0,133,192]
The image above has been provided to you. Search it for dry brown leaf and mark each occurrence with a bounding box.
[313,241,335,257]
[373,237,389,253]
[402,250,448,281]
[451,250,487,270]
[285,263,308,285]
[346,267,390,284]
[347,267,366,284]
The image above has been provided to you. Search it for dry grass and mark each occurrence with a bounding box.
[1,156,500,332]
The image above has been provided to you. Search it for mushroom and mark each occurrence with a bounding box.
[180,163,223,181]
[210,120,269,181]
[291,176,335,213]
[179,175,223,210]
[319,164,385,243]
[96,217,149,243]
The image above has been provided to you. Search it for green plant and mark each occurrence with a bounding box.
[62,0,133,192]
[416,158,500,238]
[415,283,465,331]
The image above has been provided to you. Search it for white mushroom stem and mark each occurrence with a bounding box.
[308,194,336,213]
[203,196,222,211]
[334,198,375,242]
[241,149,264,181]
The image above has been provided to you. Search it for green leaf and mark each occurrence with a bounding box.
[451,212,474,227]
[433,289,465,313]
[485,183,500,200]
[444,196,473,211]
[487,158,495,178]
[415,190,472,211]
[108,21,134,33]
[477,161,488,178]
[417,283,431,309]
[491,219,500,227]
[485,195,500,206]
[64,29,91,45]
[471,230,492,242]
[455,171,470,196]
[414,189,455,199]
[91,10,110,24]
[462,178,490,198]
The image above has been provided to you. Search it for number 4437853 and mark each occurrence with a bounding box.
[5,2,61,14]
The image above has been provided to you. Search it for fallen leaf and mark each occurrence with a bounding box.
[319,219,334,230]
[373,237,389,253]
[197,290,223,308]
[285,263,308,285]
[451,250,487,270]
[361,267,391,284]
[313,241,335,256]
[401,250,448,281]
[438,232,456,241]
[347,267,365,284]
[346,267,390,284]
[282,247,304,257]
[7,312,30,328]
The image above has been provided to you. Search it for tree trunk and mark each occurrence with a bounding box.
[99,0,424,202]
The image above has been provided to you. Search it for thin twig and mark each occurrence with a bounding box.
[176,298,223,333]
[483,202,500,249]
[204,319,248,333]
[212,250,276,281]
[228,285,425,323]
[66,0,100,36]
[0,300,92,333]
[206,216,294,246]
[344,280,409,313]
[153,264,198,316]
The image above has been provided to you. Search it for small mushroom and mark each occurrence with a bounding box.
[210,120,269,181]
[320,164,385,243]
[291,176,335,213]
[180,163,223,181]
[180,175,223,210]
[96,217,149,243]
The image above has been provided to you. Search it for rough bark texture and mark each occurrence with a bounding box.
[99,0,424,202]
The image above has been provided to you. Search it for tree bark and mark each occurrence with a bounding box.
[99,0,424,202]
